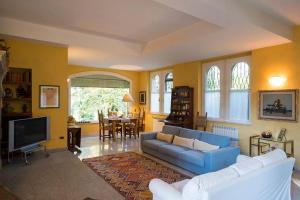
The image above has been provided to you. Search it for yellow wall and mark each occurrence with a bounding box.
[7,39,69,149]
[6,26,300,166]
[6,39,141,146]
[140,26,300,167]
[209,28,300,167]
[66,64,141,136]
[140,62,201,131]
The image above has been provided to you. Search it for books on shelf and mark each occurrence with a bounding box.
[4,70,31,83]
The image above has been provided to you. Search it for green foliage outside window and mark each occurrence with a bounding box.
[71,87,129,121]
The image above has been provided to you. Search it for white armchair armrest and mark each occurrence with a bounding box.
[236,154,251,163]
[149,179,182,200]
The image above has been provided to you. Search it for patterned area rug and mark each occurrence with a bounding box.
[83,152,189,200]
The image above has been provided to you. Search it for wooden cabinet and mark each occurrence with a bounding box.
[67,126,81,153]
[164,86,193,129]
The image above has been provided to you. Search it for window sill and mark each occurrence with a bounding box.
[150,112,169,116]
[208,118,252,125]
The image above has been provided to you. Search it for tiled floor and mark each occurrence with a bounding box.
[78,136,140,160]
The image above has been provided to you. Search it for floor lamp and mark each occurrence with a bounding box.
[122,93,134,117]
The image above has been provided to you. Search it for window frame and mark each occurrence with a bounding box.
[150,70,173,115]
[67,71,133,124]
[202,56,251,124]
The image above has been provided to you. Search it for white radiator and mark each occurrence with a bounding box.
[213,125,239,140]
[152,118,164,132]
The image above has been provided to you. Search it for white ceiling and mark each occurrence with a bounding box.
[251,0,300,25]
[0,0,299,71]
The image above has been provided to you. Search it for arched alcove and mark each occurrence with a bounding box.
[67,71,132,122]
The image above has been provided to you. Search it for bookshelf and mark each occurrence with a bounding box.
[164,86,194,129]
[1,67,32,162]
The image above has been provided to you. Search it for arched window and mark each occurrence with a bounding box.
[229,62,250,121]
[151,74,160,113]
[205,66,220,118]
[231,62,250,90]
[202,56,251,123]
[164,72,173,113]
[69,73,130,122]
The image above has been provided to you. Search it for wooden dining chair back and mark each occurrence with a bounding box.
[113,119,123,139]
[138,108,145,132]
[98,110,112,141]
[124,118,138,139]
[195,112,208,131]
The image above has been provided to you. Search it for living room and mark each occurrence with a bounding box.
[0,0,300,200]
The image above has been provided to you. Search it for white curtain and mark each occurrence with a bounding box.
[151,93,160,113]
[164,93,171,113]
[205,91,220,118]
[229,90,249,121]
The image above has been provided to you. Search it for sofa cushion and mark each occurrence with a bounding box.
[200,132,230,148]
[230,158,263,176]
[182,167,239,200]
[179,128,202,140]
[254,149,287,166]
[178,150,205,167]
[143,140,169,150]
[173,136,194,149]
[162,125,181,136]
[157,132,174,143]
[194,139,219,152]
[159,144,189,158]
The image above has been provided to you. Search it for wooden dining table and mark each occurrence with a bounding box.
[104,117,138,140]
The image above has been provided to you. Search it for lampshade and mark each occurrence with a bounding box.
[123,93,134,102]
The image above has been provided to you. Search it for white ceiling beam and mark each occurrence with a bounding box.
[0,17,143,56]
[154,0,293,40]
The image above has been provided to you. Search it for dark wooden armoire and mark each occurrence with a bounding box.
[164,86,193,129]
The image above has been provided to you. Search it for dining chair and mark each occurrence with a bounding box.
[98,110,113,141]
[114,119,123,139]
[138,108,145,132]
[124,118,138,139]
[195,112,208,131]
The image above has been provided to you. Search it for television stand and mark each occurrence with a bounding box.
[8,143,50,165]
[22,144,49,165]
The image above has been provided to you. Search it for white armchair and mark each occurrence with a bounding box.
[149,150,295,200]
[149,179,188,200]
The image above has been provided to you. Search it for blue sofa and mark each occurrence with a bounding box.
[141,125,240,174]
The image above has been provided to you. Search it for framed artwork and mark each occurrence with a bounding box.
[277,128,287,141]
[259,89,298,121]
[139,91,146,105]
[39,85,60,108]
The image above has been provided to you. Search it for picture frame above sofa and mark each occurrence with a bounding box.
[259,89,298,122]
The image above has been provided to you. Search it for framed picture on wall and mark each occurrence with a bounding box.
[39,85,60,108]
[259,89,298,121]
[139,91,146,105]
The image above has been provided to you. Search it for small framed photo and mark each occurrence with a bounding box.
[259,89,298,121]
[40,85,60,108]
[139,91,146,105]
[277,128,287,141]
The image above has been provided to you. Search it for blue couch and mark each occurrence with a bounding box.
[141,125,240,174]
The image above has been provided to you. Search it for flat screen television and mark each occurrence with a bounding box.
[8,116,50,152]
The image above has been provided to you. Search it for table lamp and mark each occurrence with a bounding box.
[123,93,134,117]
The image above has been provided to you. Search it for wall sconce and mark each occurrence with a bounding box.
[268,76,287,87]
